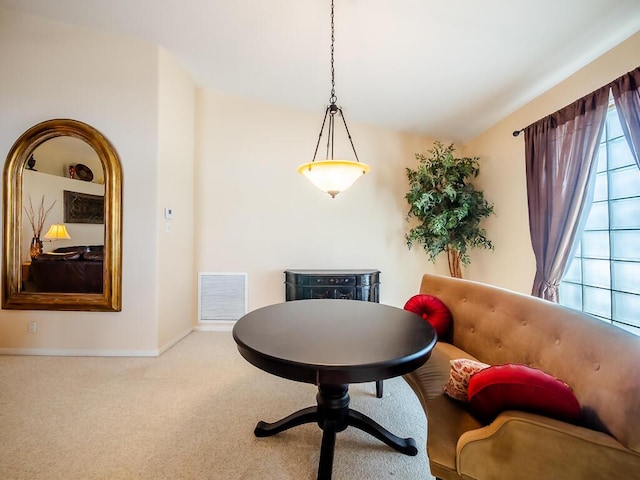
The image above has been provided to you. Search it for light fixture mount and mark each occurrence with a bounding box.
[297,0,370,198]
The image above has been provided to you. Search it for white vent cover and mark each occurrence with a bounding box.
[198,273,247,323]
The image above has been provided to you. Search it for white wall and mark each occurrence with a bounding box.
[1,7,435,354]
[156,48,196,348]
[194,90,439,313]
[462,32,640,294]
[0,8,192,354]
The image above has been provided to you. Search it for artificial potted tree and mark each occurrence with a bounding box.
[405,141,494,278]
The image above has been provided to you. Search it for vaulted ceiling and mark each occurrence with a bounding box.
[2,0,639,142]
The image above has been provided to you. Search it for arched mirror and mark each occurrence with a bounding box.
[3,119,122,311]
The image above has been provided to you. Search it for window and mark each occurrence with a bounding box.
[559,104,640,336]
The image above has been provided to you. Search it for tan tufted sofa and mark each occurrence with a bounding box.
[403,273,640,480]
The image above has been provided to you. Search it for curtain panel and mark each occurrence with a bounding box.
[611,66,640,169]
[524,86,609,301]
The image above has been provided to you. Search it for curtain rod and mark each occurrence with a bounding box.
[512,128,524,137]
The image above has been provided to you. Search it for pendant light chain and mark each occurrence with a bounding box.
[330,0,336,105]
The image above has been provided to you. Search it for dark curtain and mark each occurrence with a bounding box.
[611,66,640,169]
[524,86,609,301]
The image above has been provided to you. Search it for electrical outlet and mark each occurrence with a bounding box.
[28,321,37,333]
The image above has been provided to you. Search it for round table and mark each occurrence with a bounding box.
[232,299,436,480]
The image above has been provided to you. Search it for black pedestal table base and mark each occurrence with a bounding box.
[254,384,417,480]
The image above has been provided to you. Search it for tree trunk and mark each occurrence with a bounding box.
[446,247,463,278]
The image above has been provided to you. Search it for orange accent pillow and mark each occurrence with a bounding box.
[467,364,581,423]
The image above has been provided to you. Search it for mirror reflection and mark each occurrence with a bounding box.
[22,137,105,293]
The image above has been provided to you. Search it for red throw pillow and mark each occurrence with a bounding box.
[467,364,581,424]
[403,294,452,338]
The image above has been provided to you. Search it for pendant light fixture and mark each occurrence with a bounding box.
[297,0,370,198]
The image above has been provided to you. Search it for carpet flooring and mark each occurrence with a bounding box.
[0,331,434,479]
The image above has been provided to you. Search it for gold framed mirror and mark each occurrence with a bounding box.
[3,119,122,311]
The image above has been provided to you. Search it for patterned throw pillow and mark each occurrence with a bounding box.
[443,358,490,402]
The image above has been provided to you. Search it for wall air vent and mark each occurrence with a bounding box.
[198,273,247,323]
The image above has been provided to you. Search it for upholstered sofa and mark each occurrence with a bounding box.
[403,273,640,480]
[29,245,103,293]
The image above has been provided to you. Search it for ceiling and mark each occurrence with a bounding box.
[2,0,640,142]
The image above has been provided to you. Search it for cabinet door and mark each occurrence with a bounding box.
[307,287,356,300]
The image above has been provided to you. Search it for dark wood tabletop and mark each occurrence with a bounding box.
[233,299,436,385]
[233,299,437,480]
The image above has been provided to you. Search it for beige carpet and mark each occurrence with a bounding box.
[0,331,435,480]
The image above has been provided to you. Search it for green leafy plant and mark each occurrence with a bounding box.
[405,141,494,278]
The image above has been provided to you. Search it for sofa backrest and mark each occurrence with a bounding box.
[420,273,640,454]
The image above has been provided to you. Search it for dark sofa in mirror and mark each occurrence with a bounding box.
[26,245,103,293]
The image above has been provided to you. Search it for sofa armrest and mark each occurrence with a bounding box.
[457,411,640,480]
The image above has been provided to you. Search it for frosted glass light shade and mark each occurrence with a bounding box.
[43,224,71,240]
[298,160,370,198]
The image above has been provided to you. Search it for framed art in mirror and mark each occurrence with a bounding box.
[64,190,105,224]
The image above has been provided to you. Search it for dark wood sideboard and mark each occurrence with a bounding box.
[284,269,380,302]
[284,269,383,397]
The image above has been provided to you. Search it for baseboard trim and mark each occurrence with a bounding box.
[158,327,193,355]
[193,321,235,332]
[0,347,161,357]
[0,326,198,357]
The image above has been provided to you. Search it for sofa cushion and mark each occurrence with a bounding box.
[82,251,104,261]
[403,342,484,476]
[467,364,581,424]
[404,294,452,338]
[33,251,81,261]
[54,245,88,254]
[443,358,489,402]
